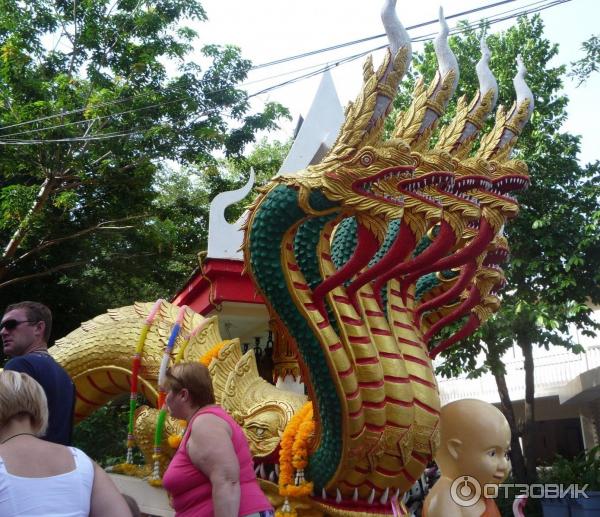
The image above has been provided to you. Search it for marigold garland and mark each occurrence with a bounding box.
[199,341,228,366]
[275,401,314,517]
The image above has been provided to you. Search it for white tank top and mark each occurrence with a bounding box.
[0,446,94,516]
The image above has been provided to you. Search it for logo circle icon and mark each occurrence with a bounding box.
[450,475,481,507]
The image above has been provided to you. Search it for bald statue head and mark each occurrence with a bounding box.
[435,398,511,486]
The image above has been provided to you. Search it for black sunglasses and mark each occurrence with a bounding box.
[0,319,36,331]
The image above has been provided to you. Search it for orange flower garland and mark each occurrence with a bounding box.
[163,342,229,452]
[199,341,228,366]
[276,402,314,517]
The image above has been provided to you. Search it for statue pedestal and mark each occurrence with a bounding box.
[109,474,174,517]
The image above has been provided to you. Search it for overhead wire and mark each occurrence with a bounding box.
[0,0,572,145]
[0,0,554,136]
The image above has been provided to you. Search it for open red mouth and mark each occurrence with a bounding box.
[488,174,530,202]
[352,165,415,206]
[396,170,454,207]
[453,175,493,193]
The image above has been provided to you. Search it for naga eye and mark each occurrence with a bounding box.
[360,152,374,166]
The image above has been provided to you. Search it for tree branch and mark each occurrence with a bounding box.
[0,260,88,290]
[14,214,150,264]
[0,251,159,291]
[2,176,57,263]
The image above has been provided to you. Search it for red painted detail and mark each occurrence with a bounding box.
[365,309,384,317]
[429,313,481,359]
[386,396,413,407]
[390,304,408,313]
[363,399,386,409]
[323,233,331,240]
[349,408,364,418]
[328,342,343,352]
[417,262,477,319]
[76,391,101,407]
[374,220,456,303]
[386,421,410,429]
[412,451,429,463]
[353,465,370,475]
[397,337,422,348]
[409,374,436,389]
[293,282,309,291]
[87,375,119,396]
[383,375,410,384]
[358,380,385,389]
[321,252,332,262]
[312,224,380,318]
[348,335,371,345]
[376,466,404,477]
[365,423,385,433]
[414,398,440,415]
[339,366,354,378]
[355,356,379,365]
[348,220,416,308]
[379,351,402,359]
[107,371,129,391]
[423,285,480,343]
[403,354,429,367]
[341,315,363,326]
[360,292,377,299]
[171,258,264,315]
[304,303,318,311]
[370,328,392,336]
[317,319,329,329]
[393,321,413,330]
[333,294,352,304]
[286,243,293,250]
[403,469,417,484]
[347,388,361,400]
[287,262,300,271]
[390,289,403,297]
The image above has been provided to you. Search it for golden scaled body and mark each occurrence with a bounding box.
[50,301,306,475]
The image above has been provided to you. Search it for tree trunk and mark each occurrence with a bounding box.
[2,176,55,268]
[520,339,538,483]
[493,368,527,483]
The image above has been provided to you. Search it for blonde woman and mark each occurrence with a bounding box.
[162,362,273,517]
[0,370,132,517]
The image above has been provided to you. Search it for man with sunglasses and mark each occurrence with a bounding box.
[1,301,75,446]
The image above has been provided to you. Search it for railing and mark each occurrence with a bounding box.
[438,345,600,404]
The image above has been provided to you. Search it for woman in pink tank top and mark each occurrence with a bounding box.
[162,362,274,517]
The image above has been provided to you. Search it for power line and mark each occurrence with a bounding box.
[0,0,572,145]
[0,0,556,136]
[251,0,520,70]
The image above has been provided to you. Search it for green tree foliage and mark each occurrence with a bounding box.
[392,16,600,484]
[0,0,289,339]
[570,34,600,86]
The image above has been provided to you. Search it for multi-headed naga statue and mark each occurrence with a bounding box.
[50,1,533,515]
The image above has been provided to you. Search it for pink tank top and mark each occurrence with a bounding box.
[162,405,273,517]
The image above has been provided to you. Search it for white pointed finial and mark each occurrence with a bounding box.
[434,5,459,94]
[381,0,411,62]
[476,36,498,108]
[438,7,449,38]
[207,168,255,259]
[512,54,534,125]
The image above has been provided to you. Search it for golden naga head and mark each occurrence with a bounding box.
[277,0,416,222]
[210,340,306,459]
[51,301,306,478]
